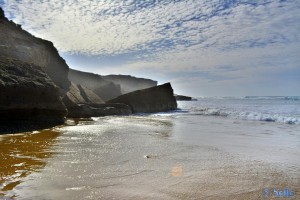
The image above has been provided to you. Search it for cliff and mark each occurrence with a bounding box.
[103,75,158,94]
[62,82,132,118]
[0,8,70,91]
[1,7,177,126]
[68,69,122,101]
[108,83,177,113]
[0,57,67,133]
[69,69,158,101]
[0,7,107,118]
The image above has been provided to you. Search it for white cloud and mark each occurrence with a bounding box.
[1,0,300,96]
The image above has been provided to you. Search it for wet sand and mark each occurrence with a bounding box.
[0,115,299,199]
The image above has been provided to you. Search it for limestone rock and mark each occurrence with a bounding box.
[62,83,131,118]
[0,7,70,91]
[108,83,177,113]
[66,103,132,118]
[68,69,122,101]
[0,57,67,133]
[93,82,121,101]
[69,69,157,101]
[103,75,157,94]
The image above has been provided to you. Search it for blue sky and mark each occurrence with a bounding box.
[1,0,300,96]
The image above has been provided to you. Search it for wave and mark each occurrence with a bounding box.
[187,107,300,125]
[243,96,300,101]
[196,96,300,101]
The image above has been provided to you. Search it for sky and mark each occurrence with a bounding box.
[1,0,300,97]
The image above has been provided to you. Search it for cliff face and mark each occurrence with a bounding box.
[63,82,104,107]
[69,69,157,101]
[103,75,158,94]
[0,8,70,91]
[68,69,122,101]
[108,83,177,113]
[0,57,67,133]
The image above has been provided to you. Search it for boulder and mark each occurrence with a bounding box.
[107,83,177,113]
[0,57,67,133]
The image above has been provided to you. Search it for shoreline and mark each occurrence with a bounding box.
[1,115,299,199]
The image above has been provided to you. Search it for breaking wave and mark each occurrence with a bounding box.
[187,107,300,125]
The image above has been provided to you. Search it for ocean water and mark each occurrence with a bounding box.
[173,96,300,125]
[1,96,300,199]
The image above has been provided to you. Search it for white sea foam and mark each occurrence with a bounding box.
[175,97,300,125]
[188,107,300,124]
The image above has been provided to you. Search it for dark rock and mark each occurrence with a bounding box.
[0,8,70,91]
[174,94,193,101]
[108,83,177,113]
[0,57,67,133]
[66,103,132,118]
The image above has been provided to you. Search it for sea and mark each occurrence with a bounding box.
[166,96,300,125]
[1,96,300,199]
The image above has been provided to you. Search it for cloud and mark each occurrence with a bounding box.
[1,0,300,96]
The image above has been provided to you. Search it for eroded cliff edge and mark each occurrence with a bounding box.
[0,8,70,91]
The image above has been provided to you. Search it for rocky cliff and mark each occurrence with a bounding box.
[0,8,70,91]
[69,69,157,101]
[0,57,67,133]
[68,69,122,101]
[0,7,108,118]
[108,83,177,113]
[103,75,158,94]
[1,7,177,126]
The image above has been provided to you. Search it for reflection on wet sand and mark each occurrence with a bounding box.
[0,129,60,198]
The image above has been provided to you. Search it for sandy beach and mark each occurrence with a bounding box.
[1,114,299,199]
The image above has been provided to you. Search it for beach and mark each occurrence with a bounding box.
[1,99,299,199]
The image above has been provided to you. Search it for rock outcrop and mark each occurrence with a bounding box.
[174,95,193,101]
[0,7,178,126]
[103,75,157,94]
[63,82,104,107]
[0,7,108,118]
[108,83,177,113]
[0,57,67,133]
[93,82,121,102]
[69,69,157,101]
[66,103,132,118]
[0,7,70,91]
[63,82,132,118]
[68,69,122,101]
